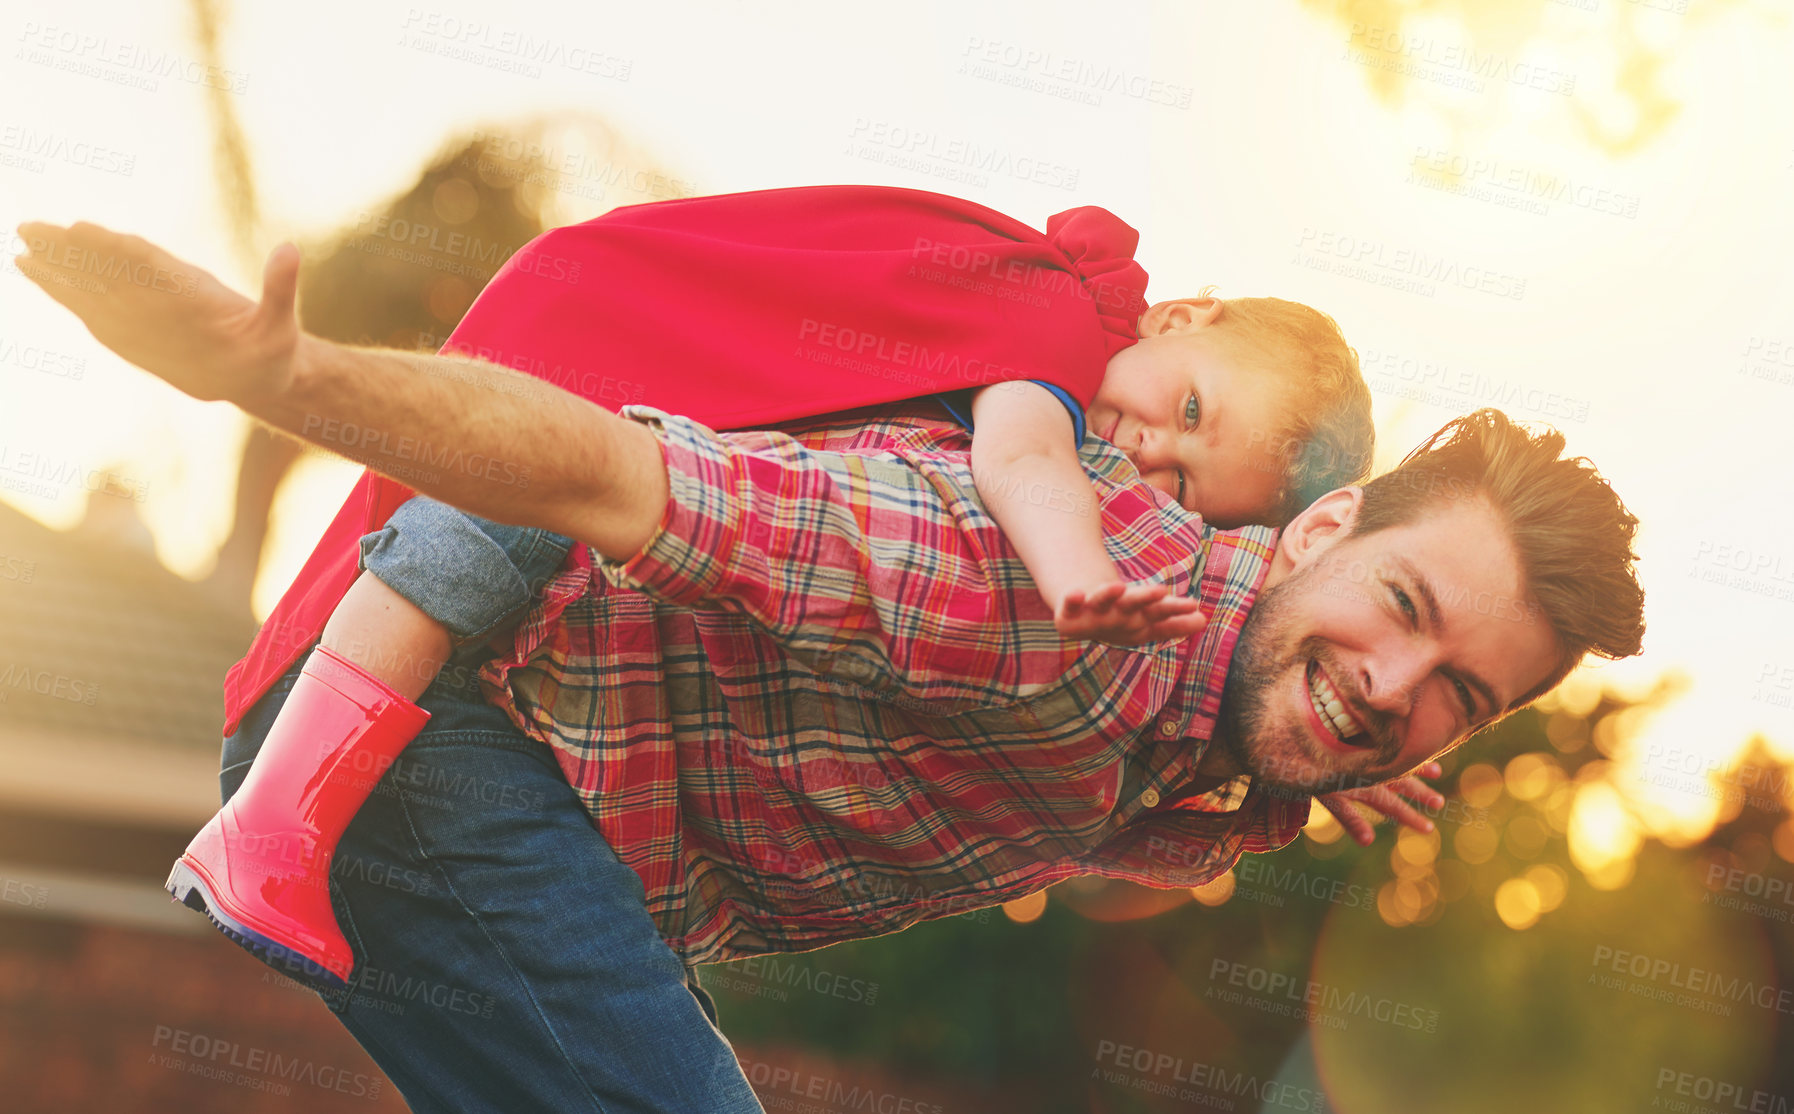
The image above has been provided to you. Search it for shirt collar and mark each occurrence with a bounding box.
[1175,525,1278,747]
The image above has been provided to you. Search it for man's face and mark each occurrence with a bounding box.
[1216,491,1562,796]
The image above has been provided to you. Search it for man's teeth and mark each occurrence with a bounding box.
[1308,667,1360,741]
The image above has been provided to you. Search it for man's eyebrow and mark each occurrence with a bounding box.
[1393,556,1502,715]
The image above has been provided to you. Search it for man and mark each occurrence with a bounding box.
[15,223,1644,1113]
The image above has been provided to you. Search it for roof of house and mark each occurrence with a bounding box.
[0,490,257,754]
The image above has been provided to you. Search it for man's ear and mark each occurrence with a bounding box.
[1137,296,1223,338]
[1278,485,1363,571]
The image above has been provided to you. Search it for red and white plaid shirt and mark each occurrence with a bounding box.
[479,404,1310,964]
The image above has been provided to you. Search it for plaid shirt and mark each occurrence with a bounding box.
[479,404,1310,964]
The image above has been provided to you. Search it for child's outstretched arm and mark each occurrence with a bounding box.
[968,382,1206,646]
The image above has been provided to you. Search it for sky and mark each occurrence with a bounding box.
[2,0,1792,842]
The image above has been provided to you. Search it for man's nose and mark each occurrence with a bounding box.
[1360,649,1427,717]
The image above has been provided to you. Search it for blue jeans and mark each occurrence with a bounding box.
[221,502,765,1113]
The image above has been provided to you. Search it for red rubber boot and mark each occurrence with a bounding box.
[166,644,430,991]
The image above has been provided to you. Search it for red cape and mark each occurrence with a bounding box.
[223,185,1149,733]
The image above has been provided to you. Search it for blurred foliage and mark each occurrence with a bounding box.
[709,688,1794,1113]
[297,122,566,352]
[222,114,688,599]
[291,113,691,353]
[1299,0,1751,156]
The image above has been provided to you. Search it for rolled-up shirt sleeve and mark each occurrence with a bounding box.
[594,405,1116,707]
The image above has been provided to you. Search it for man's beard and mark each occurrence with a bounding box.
[1216,563,1395,799]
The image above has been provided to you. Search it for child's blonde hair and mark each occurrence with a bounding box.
[1200,290,1374,524]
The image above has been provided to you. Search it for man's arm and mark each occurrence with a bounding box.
[16,221,1184,703]
[13,222,664,557]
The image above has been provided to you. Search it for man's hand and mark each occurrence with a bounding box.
[1315,762,1446,846]
[14,221,300,404]
[14,218,669,559]
[1055,581,1207,646]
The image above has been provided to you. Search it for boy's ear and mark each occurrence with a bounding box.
[1137,296,1223,338]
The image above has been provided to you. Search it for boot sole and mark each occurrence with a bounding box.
[165,858,350,994]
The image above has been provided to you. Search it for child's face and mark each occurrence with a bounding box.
[1086,303,1291,528]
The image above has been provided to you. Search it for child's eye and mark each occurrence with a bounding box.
[1176,471,1187,506]
[1183,394,1202,429]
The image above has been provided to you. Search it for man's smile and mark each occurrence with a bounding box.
[1301,657,1375,756]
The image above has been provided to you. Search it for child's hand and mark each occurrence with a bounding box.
[1054,581,1207,647]
[1314,762,1447,846]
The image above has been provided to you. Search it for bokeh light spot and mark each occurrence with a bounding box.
[1494,878,1541,930]
[1459,763,1505,808]
[1001,891,1047,924]
[431,176,482,225]
[1191,871,1236,907]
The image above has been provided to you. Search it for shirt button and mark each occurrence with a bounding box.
[1139,788,1162,809]
[1158,721,1178,737]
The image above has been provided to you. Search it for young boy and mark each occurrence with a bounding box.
[169,186,1376,990]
